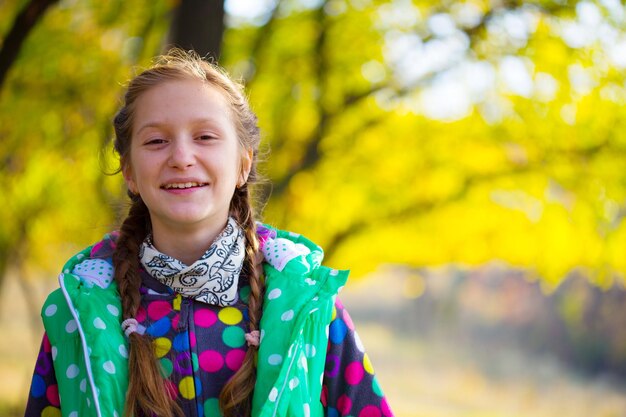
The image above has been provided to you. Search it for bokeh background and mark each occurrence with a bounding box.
[1,0,626,416]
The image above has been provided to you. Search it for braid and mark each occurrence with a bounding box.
[220,185,265,417]
[113,198,182,417]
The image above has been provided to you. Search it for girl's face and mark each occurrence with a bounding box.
[123,79,252,237]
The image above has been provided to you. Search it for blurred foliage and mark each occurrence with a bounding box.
[1,0,626,290]
[0,0,173,283]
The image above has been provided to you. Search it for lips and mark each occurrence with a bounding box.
[161,181,208,190]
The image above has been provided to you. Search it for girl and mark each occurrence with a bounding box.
[25,49,392,417]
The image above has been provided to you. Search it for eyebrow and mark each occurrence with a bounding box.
[135,117,224,135]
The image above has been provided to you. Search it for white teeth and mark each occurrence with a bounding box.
[164,182,203,189]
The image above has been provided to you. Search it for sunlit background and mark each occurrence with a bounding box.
[1,0,626,416]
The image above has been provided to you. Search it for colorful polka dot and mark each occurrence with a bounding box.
[343,309,355,330]
[222,326,245,348]
[321,385,328,406]
[44,304,57,317]
[174,352,193,376]
[173,331,190,352]
[355,331,365,352]
[107,304,119,316]
[218,307,242,325]
[118,344,128,358]
[337,394,352,415]
[192,352,199,372]
[93,317,106,330]
[103,360,116,374]
[345,361,365,385]
[326,407,339,417]
[35,350,51,375]
[30,375,46,397]
[179,376,195,400]
[372,376,384,397]
[194,376,203,396]
[147,316,171,337]
[173,294,182,311]
[225,349,246,371]
[381,398,392,417]
[268,354,283,365]
[305,344,316,358]
[153,337,172,358]
[147,300,172,321]
[160,358,173,378]
[359,405,382,417]
[194,309,217,327]
[204,398,220,417]
[135,306,147,322]
[239,285,251,303]
[41,406,61,417]
[42,334,51,352]
[325,354,340,378]
[66,364,79,379]
[65,319,78,334]
[198,350,223,372]
[267,288,282,300]
[363,353,374,374]
[171,313,180,329]
[289,377,300,390]
[268,387,278,402]
[46,384,60,407]
[329,318,348,344]
[281,310,294,321]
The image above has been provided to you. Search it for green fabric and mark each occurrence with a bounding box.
[41,226,348,417]
[252,227,349,417]
[42,246,128,417]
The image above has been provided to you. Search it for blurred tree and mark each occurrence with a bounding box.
[0,0,174,328]
[0,0,59,89]
[1,0,625,310]
[165,0,225,60]
[222,0,626,287]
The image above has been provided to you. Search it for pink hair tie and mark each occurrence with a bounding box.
[121,318,140,338]
[245,330,260,347]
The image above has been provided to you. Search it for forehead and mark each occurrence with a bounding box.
[132,79,233,131]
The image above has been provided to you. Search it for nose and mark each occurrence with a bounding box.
[168,138,195,169]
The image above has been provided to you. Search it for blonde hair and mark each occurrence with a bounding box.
[112,49,264,417]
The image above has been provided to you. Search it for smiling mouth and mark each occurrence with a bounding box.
[162,182,208,190]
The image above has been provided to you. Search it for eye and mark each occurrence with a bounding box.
[198,134,217,141]
[145,138,167,145]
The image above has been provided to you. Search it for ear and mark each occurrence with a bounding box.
[122,163,138,195]
[239,147,253,186]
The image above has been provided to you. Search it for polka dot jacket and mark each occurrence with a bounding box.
[24,229,393,417]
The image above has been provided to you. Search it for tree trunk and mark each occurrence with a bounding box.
[165,0,225,61]
[0,0,60,91]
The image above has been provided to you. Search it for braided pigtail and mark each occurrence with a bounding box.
[113,198,182,417]
[219,184,265,417]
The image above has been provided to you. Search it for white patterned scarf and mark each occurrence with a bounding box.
[139,217,245,306]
